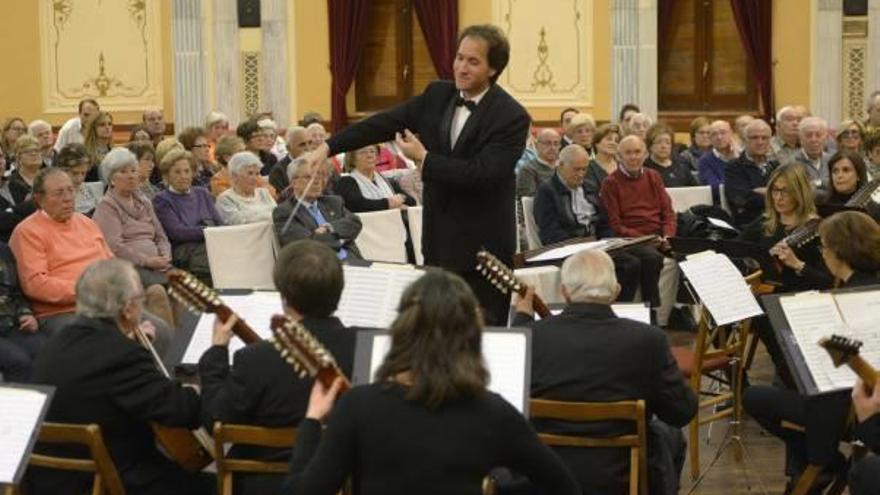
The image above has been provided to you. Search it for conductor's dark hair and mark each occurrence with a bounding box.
[273,240,343,317]
[458,24,510,85]
[375,269,489,409]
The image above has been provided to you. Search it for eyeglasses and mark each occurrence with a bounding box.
[20,149,41,156]
[191,143,210,149]
[537,140,561,147]
[9,126,26,132]
[840,130,861,138]
[42,186,76,198]
[769,187,791,197]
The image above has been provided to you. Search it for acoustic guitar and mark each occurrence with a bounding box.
[269,314,352,392]
[476,250,551,318]
[819,334,878,390]
[167,269,262,344]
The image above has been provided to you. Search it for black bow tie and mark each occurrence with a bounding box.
[455,96,477,112]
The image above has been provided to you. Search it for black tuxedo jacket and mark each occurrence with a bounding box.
[326,80,530,269]
[29,316,203,494]
[272,194,362,259]
[514,303,697,494]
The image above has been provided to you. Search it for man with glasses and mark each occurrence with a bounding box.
[517,128,561,198]
[725,119,779,227]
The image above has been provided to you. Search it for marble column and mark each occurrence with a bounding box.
[812,0,843,124]
[213,0,242,125]
[261,0,290,127]
[868,0,880,98]
[172,0,208,131]
[612,0,658,121]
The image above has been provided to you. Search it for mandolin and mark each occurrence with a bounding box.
[476,250,551,318]
[781,217,822,249]
[845,178,880,208]
[167,269,262,344]
[269,314,351,392]
[819,334,878,391]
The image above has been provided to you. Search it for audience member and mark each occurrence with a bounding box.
[128,125,152,144]
[269,126,310,193]
[698,120,738,189]
[559,107,579,147]
[216,151,277,225]
[835,119,865,155]
[258,116,288,161]
[678,116,712,173]
[623,112,652,141]
[866,130,880,178]
[210,134,246,196]
[850,374,880,495]
[337,145,415,213]
[643,122,697,187]
[93,148,172,288]
[199,240,357,495]
[83,110,114,178]
[865,90,880,132]
[282,270,579,495]
[306,122,343,173]
[0,242,43,383]
[397,168,423,205]
[126,141,161,199]
[819,151,880,219]
[724,119,779,227]
[772,105,807,165]
[733,114,755,154]
[273,158,361,259]
[237,119,277,175]
[516,128,560,198]
[142,108,167,147]
[514,249,696,495]
[300,111,323,128]
[785,116,832,190]
[153,149,223,284]
[567,113,597,156]
[53,143,99,215]
[585,123,621,197]
[178,126,214,188]
[618,103,640,126]
[28,120,55,167]
[2,117,27,162]
[205,110,230,162]
[54,99,99,152]
[0,152,35,243]
[9,135,44,204]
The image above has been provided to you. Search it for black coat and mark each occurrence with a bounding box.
[724,155,779,227]
[326,80,530,270]
[533,173,604,245]
[335,175,416,213]
[272,194,362,259]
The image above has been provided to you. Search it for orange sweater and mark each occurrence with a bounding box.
[9,211,113,318]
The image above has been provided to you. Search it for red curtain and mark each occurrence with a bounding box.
[658,0,676,50]
[328,0,370,132]
[413,0,458,80]
[729,0,774,122]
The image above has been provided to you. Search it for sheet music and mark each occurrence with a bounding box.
[779,293,853,392]
[366,333,530,413]
[679,252,763,325]
[831,290,880,371]
[335,265,423,327]
[526,240,613,263]
[611,303,652,325]
[0,387,49,483]
[181,292,280,364]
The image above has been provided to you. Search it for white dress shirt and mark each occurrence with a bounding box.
[450,86,490,148]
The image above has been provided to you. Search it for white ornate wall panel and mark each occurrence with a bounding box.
[38,0,164,113]
[492,0,594,108]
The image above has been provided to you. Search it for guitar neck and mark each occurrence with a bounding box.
[847,180,880,207]
[512,284,551,318]
[848,355,878,391]
[316,366,352,393]
[214,305,262,344]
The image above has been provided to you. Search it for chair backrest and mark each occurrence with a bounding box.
[529,399,648,495]
[520,197,542,250]
[213,423,297,495]
[354,209,408,263]
[27,422,125,495]
[204,221,278,289]
[84,181,106,200]
[666,185,713,213]
[718,184,732,216]
[406,206,424,265]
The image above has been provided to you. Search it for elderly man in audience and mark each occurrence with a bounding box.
[698,120,739,189]
[10,135,45,204]
[142,108,167,147]
[514,249,697,495]
[269,126,310,193]
[734,114,755,154]
[866,91,880,132]
[216,151,277,225]
[28,259,213,495]
[54,143,99,215]
[599,135,674,311]
[624,113,653,142]
[534,145,641,301]
[785,116,832,190]
[199,240,357,495]
[517,128,560,199]
[54,98,99,152]
[772,105,807,165]
[724,119,779,227]
[153,149,224,285]
[273,158,361,260]
[0,242,44,383]
[28,120,55,167]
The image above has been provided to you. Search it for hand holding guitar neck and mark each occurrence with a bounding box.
[167,269,261,344]
[476,250,551,318]
[819,334,880,423]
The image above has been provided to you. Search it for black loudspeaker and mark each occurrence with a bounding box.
[844,0,867,16]
[237,0,261,28]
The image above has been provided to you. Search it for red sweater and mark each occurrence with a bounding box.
[600,167,676,237]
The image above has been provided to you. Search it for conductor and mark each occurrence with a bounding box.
[308,24,530,324]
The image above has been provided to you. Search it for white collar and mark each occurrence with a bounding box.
[459,86,490,105]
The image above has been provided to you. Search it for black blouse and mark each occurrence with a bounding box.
[738,217,833,292]
[643,157,698,188]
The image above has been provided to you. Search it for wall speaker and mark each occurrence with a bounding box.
[844,0,867,16]
[237,0,261,28]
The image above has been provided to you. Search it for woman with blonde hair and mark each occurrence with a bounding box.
[567,113,597,156]
[83,111,114,179]
[835,119,865,155]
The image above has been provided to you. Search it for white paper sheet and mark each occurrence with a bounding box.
[335,265,423,327]
[612,303,652,325]
[0,387,49,483]
[526,240,613,263]
[679,252,763,325]
[829,291,880,373]
[366,333,530,413]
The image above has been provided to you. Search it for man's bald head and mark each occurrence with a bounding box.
[709,120,733,151]
[618,135,646,174]
[535,128,562,164]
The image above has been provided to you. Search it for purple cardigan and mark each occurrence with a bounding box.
[152,186,224,244]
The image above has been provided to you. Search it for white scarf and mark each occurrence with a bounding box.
[351,169,395,200]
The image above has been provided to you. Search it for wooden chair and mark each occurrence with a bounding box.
[529,399,648,495]
[10,422,125,495]
[671,270,764,480]
[781,419,852,495]
[213,422,297,495]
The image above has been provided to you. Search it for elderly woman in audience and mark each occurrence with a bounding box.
[337,145,415,213]
[0,151,35,243]
[209,134,246,197]
[643,123,697,187]
[836,119,865,156]
[129,125,152,145]
[567,113,597,157]
[205,110,230,162]
[83,111,114,177]
[679,116,713,172]
[28,120,55,167]
[284,270,579,495]
[54,143,100,215]
[92,148,172,287]
[237,119,277,176]
[1,117,26,162]
[153,149,224,284]
[178,126,215,187]
[623,113,652,141]
[151,137,183,185]
[307,122,343,173]
[584,124,621,198]
[9,136,44,204]
[216,151,277,225]
[126,141,160,199]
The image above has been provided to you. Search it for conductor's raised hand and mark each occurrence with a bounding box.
[306,376,345,422]
[395,129,427,164]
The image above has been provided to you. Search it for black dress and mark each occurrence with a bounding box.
[643,156,698,188]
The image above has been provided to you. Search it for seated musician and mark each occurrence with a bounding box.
[533,144,641,301]
[199,240,357,495]
[599,135,674,313]
[818,151,880,220]
[850,378,880,495]
[283,270,580,495]
[514,250,697,495]
[28,259,213,495]
[744,211,880,493]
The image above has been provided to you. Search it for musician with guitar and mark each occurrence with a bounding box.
[850,378,880,495]
[28,260,214,495]
[198,240,356,495]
